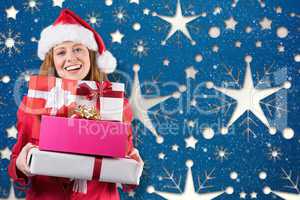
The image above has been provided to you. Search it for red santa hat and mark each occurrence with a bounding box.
[37,9,116,74]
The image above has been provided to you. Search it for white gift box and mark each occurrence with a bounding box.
[27,148,143,185]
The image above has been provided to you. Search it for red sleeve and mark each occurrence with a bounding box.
[122,98,139,192]
[8,97,34,186]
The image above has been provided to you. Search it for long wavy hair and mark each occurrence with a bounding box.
[39,48,108,82]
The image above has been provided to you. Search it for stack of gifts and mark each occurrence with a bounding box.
[23,75,143,189]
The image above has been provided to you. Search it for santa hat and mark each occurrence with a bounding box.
[37,9,116,74]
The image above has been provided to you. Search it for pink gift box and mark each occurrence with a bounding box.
[39,115,129,158]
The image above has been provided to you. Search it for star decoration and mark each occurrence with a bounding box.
[276,6,283,14]
[110,30,124,43]
[6,125,18,139]
[158,152,165,159]
[235,41,242,48]
[0,147,11,160]
[129,64,183,143]
[185,135,198,149]
[191,99,197,107]
[240,191,247,199]
[250,192,257,198]
[143,8,150,15]
[172,144,179,151]
[225,17,238,30]
[5,6,19,20]
[163,59,170,66]
[154,0,201,45]
[185,66,198,79]
[148,160,231,200]
[278,45,285,52]
[52,0,65,7]
[256,41,262,48]
[213,6,222,15]
[259,17,272,30]
[206,55,290,132]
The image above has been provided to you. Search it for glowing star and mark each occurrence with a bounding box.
[259,17,272,30]
[158,152,165,159]
[215,146,230,161]
[268,147,282,161]
[250,192,257,199]
[5,6,19,20]
[206,55,290,133]
[224,17,238,30]
[154,0,201,45]
[110,30,124,44]
[172,144,179,151]
[52,0,65,7]
[148,160,232,200]
[240,191,247,199]
[129,64,184,144]
[185,66,198,79]
[263,186,300,200]
[0,147,11,160]
[185,135,198,149]
[6,125,18,139]
[24,0,41,13]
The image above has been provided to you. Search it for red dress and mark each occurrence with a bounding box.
[8,96,136,200]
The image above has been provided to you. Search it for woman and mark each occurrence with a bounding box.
[8,9,142,200]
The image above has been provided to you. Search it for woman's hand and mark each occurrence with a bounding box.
[16,143,36,177]
[128,148,143,164]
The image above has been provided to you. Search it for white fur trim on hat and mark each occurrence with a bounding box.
[38,24,98,60]
[96,50,117,74]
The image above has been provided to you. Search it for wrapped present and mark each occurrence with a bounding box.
[77,80,124,121]
[39,115,129,158]
[24,75,78,116]
[24,75,125,121]
[27,148,143,185]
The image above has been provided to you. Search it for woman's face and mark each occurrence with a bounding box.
[53,41,91,80]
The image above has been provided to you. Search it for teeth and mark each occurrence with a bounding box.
[64,65,81,71]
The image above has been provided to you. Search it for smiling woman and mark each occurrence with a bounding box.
[39,42,107,82]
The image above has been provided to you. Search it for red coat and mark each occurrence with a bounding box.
[8,96,136,200]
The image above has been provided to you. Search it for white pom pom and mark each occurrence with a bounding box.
[97,50,117,74]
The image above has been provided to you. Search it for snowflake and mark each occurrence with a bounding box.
[0,29,24,57]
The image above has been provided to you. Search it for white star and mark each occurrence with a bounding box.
[0,147,11,160]
[224,17,238,30]
[259,17,272,30]
[163,59,170,66]
[235,41,242,48]
[185,66,198,79]
[275,6,282,14]
[110,30,124,44]
[52,0,65,7]
[155,0,201,45]
[256,40,262,48]
[191,99,197,107]
[129,0,139,4]
[278,45,285,52]
[5,6,19,20]
[158,152,165,159]
[6,125,18,139]
[129,64,182,143]
[213,6,222,15]
[172,144,179,151]
[143,8,150,15]
[240,191,247,199]
[250,192,257,199]
[207,55,290,131]
[149,160,229,200]
[185,135,198,149]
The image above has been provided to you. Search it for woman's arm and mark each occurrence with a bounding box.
[8,97,35,186]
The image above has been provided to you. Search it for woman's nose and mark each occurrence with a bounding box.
[66,51,78,62]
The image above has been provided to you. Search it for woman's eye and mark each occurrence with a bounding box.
[74,48,82,53]
[57,51,65,56]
